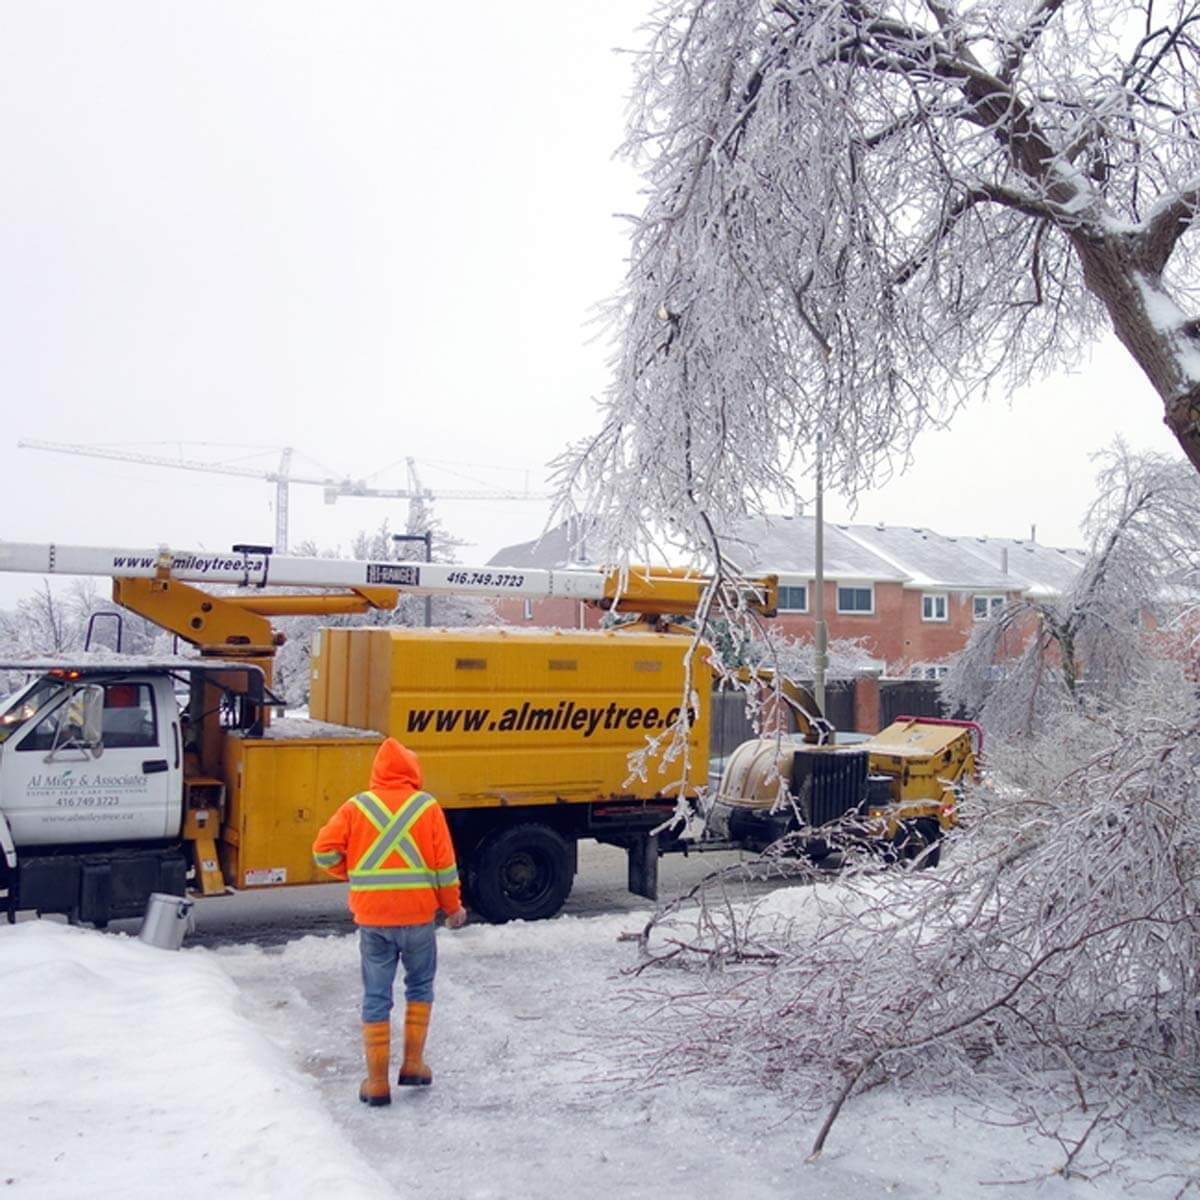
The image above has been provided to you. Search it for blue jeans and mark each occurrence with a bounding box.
[359,922,437,1023]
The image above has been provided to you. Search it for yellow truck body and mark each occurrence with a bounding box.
[309,626,710,810]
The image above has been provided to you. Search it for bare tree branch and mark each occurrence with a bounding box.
[998,0,1069,83]
[1143,175,1200,271]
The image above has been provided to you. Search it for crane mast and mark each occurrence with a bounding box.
[17,439,549,551]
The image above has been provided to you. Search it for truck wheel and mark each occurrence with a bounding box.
[469,823,573,923]
[896,819,942,869]
[0,861,14,924]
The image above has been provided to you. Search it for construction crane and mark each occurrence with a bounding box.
[17,439,549,552]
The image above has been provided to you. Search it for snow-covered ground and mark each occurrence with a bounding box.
[2,905,1197,1199]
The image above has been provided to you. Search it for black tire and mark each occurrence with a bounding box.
[895,819,942,869]
[468,823,574,923]
[1,860,14,925]
[805,837,833,863]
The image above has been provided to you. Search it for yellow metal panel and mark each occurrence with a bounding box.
[346,630,370,732]
[865,719,966,758]
[308,629,329,720]
[324,628,350,726]
[218,732,381,889]
[191,835,226,896]
[324,626,710,809]
[367,627,393,735]
[863,719,976,829]
[219,734,247,885]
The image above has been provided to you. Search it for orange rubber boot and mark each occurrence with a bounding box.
[359,1021,392,1107]
[397,1001,433,1086]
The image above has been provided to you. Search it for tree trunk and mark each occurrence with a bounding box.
[1072,230,1200,474]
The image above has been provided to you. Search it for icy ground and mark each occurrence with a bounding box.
[2,909,1197,1200]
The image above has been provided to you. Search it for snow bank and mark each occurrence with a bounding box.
[0,922,393,1199]
[218,906,1195,1200]
[5,901,1197,1199]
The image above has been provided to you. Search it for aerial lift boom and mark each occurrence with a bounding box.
[0,540,778,671]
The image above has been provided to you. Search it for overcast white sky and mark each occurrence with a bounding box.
[0,3,1182,608]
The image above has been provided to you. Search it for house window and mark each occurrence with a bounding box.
[837,585,874,614]
[921,593,948,622]
[973,594,1006,621]
[778,585,808,612]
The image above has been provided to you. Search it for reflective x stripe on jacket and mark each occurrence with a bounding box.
[347,791,460,892]
[311,754,463,925]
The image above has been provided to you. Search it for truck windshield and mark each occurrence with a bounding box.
[0,678,66,744]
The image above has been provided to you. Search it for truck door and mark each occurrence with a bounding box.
[3,678,181,846]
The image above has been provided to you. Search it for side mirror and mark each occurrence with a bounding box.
[63,685,105,755]
[80,685,104,750]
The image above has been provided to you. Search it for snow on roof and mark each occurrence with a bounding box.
[486,516,1088,598]
[716,517,1086,597]
[793,523,1085,596]
[952,535,1089,597]
[487,517,597,570]
[722,514,908,581]
[844,525,1020,590]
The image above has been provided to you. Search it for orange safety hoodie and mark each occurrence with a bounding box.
[311,738,461,926]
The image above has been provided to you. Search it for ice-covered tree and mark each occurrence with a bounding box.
[614,444,1200,1170]
[560,0,1200,551]
[0,580,164,690]
[942,442,1200,734]
[559,10,1200,1159]
[624,684,1200,1177]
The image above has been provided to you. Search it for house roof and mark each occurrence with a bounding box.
[948,534,1089,598]
[487,518,596,571]
[840,524,1014,588]
[488,515,1088,598]
[839,524,1087,594]
[720,514,907,581]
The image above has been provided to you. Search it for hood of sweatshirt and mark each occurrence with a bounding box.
[369,737,424,797]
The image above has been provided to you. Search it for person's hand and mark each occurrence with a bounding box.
[444,908,468,929]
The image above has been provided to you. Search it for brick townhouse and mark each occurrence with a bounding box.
[488,514,1088,676]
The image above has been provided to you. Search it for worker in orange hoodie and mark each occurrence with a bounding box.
[312,738,467,1107]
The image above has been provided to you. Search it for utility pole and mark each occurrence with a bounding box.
[813,430,828,718]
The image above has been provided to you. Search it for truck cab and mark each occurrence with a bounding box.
[0,658,261,926]
[0,670,184,847]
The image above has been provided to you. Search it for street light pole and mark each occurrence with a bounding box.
[392,532,433,627]
[813,431,828,719]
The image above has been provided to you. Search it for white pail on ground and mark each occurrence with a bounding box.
[139,892,195,950]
